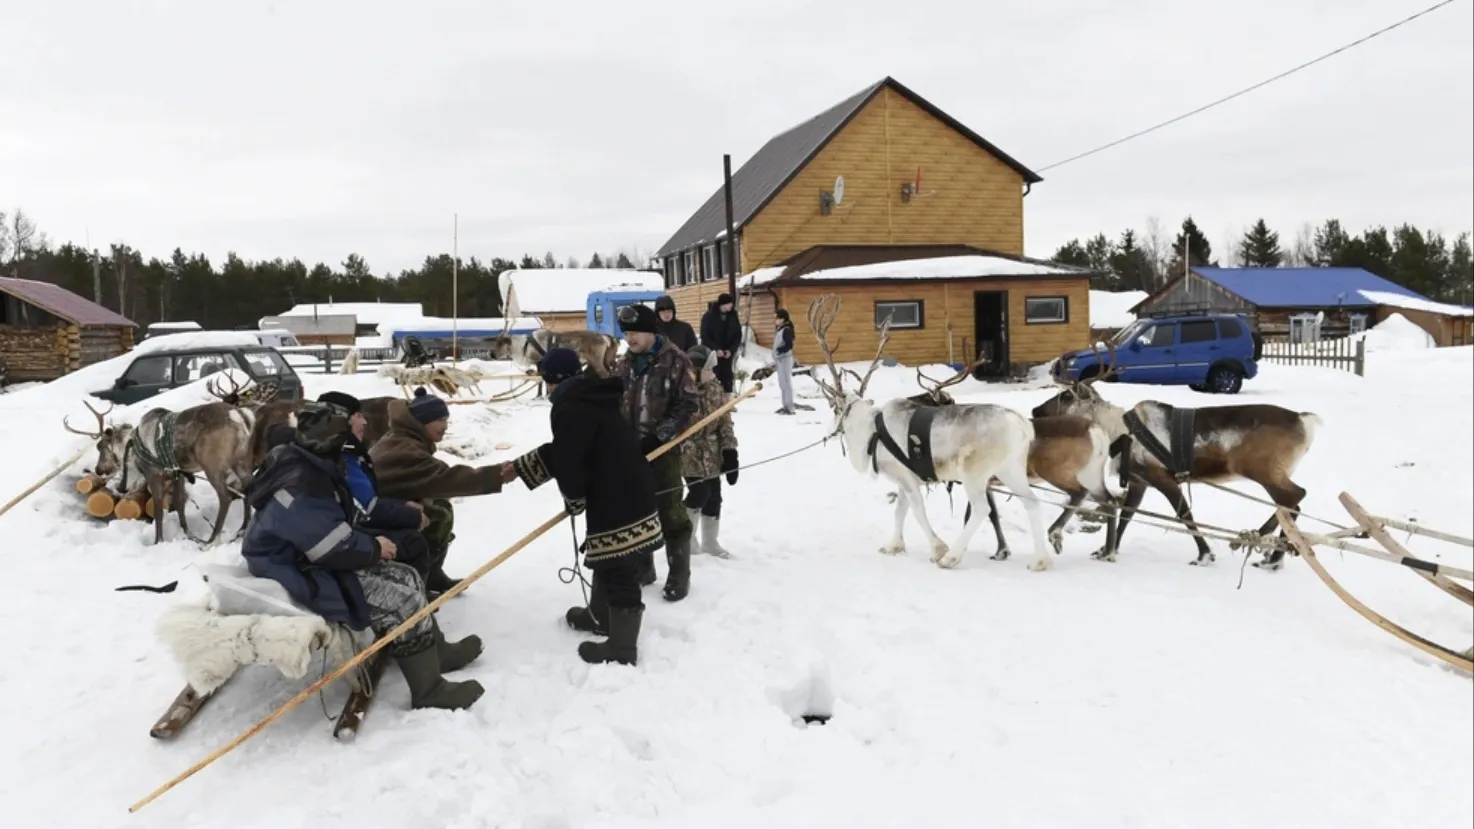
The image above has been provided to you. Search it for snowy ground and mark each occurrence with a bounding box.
[0,341,1470,829]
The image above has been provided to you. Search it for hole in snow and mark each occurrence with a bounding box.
[799,713,831,726]
[768,660,835,729]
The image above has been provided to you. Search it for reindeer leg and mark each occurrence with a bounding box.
[1048,491,1087,556]
[902,484,950,565]
[881,486,910,556]
[1095,480,1146,561]
[198,468,233,546]
[995,465,1051,572]
[1098,500,1121,562]
[149,477,166,545]
[1142,470,1214,565]
[231,461,253,540]
[985,487,1011,561]
[935,481,993,570]
[1251,480,1308,571]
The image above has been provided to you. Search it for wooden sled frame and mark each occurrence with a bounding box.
[150,651,390,743]
[1276,491,1473,676]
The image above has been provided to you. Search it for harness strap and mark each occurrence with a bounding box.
[1122,408,1195,480]
[866,410,940,483]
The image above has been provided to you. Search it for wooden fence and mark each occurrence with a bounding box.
[1260,336,1366,376]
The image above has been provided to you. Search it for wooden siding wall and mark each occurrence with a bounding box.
[1139,272,1252,316]
[739,87,1026,272]
[1256,307,1369,338]
[78,326,129,369]
[294,334,355,346]
[1373,305,1473,347]
[0,324,67,381]
[666,283,777,347]
[776,278,1090,368]
[538,311,593,334]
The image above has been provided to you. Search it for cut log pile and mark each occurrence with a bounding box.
[75,474,170,522]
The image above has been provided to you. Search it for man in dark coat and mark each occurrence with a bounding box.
[508,348,661,666]
[241,401,484,711]
[699,292,743,394]
[615,303,699,601]
[654,295,697,352]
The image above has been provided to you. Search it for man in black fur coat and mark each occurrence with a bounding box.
[508,348,662,666]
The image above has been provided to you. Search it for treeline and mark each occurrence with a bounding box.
[1051,215,1474,305]
[0,207,646,331]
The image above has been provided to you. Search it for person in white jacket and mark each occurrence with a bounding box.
[772,308,797,415]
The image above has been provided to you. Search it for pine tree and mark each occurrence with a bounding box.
[1109,229,1155,292]
[587,252,605,268]
[1166,216,1214,276]
[1237,219,1283,267]
[1447,232,1473,305]
[542,252,557,268]
[519,254,540,269]
[614,252,635,269]
[1050,240,1091,268]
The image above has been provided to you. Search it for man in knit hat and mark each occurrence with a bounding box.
[699,292,743,395]
[369,387,516,597]
[615,303,699,601]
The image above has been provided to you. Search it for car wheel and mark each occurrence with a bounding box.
[1208,365,1243,394]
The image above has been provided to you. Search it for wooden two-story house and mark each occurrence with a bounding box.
[654,76,1094,374]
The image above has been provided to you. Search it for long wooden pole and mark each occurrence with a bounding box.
[129,381,765,814]
[0,446,89,520]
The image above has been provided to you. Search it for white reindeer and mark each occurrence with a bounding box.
[805,294,1055,571]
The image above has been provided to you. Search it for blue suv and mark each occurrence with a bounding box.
[1052,313,1262,394]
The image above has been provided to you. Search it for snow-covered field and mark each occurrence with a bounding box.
[0,339,1470,829]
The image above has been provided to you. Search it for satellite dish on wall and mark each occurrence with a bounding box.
[833,175,845,205]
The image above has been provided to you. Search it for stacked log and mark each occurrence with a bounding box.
[85,488,118,519]
[76,473,108,494]
[114,491,151,521]
[143,492,173,519]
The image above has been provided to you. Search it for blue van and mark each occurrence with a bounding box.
[587,287,665,336]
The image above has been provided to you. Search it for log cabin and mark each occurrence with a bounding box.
[1131,267,1474,346]
[653,76,1096,376]
[0,277,136,382]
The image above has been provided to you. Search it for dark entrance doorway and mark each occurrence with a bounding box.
[972,290,1009,378]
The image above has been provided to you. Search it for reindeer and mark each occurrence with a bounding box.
[245,395,396,468]
[1032,343,1322,569]
[65,398,256,545]
[490,329,620,380]
[805,294,1054,571]
[887,365,1126,561]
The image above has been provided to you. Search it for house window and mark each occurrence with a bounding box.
[664,257,677,289]
[1289,314,1321,344]
[719,240,733,276]
[703,246,717,282]
[874,300,924,330]
[1349,314,1368,335]
[684,251,696,286]
[1023,296,1069,324]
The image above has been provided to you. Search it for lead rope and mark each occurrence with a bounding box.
[555,514,593,608]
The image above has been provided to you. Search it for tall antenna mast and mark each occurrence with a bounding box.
[452,213,459,365]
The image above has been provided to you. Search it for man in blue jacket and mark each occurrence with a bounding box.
[241,400,484,711]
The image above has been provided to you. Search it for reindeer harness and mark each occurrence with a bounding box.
[124,412,195,493]
[866,408,941,483]
[1122,406,1197,481]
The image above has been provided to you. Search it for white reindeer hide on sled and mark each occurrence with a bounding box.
[156,602,363,695]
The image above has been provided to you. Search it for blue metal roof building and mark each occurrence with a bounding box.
[1186,267,1431,308]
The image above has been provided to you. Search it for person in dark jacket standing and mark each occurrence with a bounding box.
[772,308,797,415]
[615,303,699,600]
[509,348,661,666]
[654,295,697,352]
[241,401,484,711]
[699,292,743,395]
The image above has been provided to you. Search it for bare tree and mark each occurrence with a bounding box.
[1141,215,1169,289]
[1288,222,1316,266]
[3,208,44,271]
[1221,225,1245,267]
[110,243,132,318]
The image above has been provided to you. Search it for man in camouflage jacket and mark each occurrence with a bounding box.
[615,303,699,601]
[680,345,739,559]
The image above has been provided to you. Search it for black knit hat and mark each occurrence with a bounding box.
[617,303,660,335]
[654,295,677,313]
[317,391,361,414]
[408,387,450,424]
[537,347,584,384]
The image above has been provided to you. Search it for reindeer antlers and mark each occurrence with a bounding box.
[206,371,248,404]
[914,359,983,402]
[1084,341,1121,385]
[804,292,892,402]
[62,400,113,438]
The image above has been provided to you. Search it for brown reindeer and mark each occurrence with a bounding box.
[245,396,396,468]
[66,398,257,545]
[1031,343,1322,569]
[886,364,1125,560]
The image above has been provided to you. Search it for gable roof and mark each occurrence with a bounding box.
[0,277,136,326]
[499,268,664,314]
[1190,267,1432,309]
[656,77,1042,258]
[738,244,1093,288]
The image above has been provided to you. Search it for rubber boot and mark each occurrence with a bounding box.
[432,618,483,673]
[687,508,705,556]
[636,549,657,586]
[577,605,643,666]
[663,534,692,602]
[701,514,732,559]
[394,646,484,710]
[565,575,608,636]
[425,567,463,599]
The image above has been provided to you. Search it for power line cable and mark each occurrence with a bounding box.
[1037,0,1462,172]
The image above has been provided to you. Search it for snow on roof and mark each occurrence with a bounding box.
[500,269,664,314]
[792,255,1088,282]
[380,316,544,335]
[1357,290,1474,318]
[274,302,425,325]
[1090,290,1148,329]
[132,331,267,354]
[738,266,788,289]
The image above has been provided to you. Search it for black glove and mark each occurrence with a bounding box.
[640,434,663,457]
[722,449,739,485]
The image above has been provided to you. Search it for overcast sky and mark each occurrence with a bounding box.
[3,0,1470,274]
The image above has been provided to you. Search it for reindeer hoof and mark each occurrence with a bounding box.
[879,542,906,556]
[929,542,951,563]
[989,548,1012,561]
[1027,556,1053,572]
[1189,553,1217,566]
[936,551,963,569]
[1090,549,1117,562]
[1252,558,1283,572]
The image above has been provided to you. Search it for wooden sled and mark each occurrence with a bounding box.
[1276,491,1473,676]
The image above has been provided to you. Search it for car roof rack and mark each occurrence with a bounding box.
[1139,305,1252,321]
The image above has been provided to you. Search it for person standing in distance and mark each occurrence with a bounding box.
[772,308,797,415]
[654,295,697,351]
[699,292,743,396]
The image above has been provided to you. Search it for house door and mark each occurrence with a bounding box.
[972,291,1009,378]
